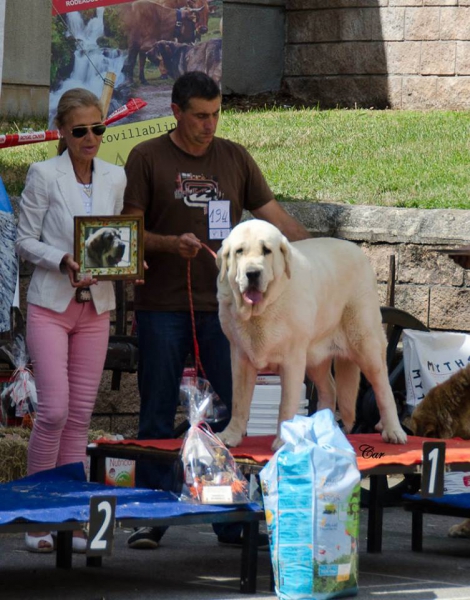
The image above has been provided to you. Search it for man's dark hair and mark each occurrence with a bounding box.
[172,71,221,111]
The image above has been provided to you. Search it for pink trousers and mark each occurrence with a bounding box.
[26,300,110,475]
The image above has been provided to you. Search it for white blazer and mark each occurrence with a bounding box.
[15,150,126,315]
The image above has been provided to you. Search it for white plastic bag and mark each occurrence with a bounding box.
[0,334,37,427]
[260,409,360,600]
[403,329,470,408]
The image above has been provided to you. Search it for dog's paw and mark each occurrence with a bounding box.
[448,519,470,538]
[377,421,407,444]
[217,427,244,448]
[271,436,284,452]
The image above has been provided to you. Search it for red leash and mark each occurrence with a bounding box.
[187,243,218,379]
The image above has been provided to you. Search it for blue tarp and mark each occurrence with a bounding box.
[0,463,260,525]
[404,492,470,509]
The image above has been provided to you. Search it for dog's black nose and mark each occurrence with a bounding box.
[246,270,261,283]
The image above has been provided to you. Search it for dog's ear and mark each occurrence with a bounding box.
[87,233,104,257]
[217,240,230,282]
[280,235,292,279]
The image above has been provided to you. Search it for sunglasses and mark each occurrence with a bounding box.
[71,124,107,138]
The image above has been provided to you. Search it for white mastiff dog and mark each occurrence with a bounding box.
[216,220,407,450]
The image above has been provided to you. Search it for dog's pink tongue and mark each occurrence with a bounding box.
[243,290,263,305]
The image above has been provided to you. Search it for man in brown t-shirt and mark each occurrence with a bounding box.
[122,71,310,549]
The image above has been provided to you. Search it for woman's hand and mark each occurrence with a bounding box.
[61,253,97,288]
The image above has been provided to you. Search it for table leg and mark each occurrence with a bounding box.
[367,474,387,553]
[89,454,106,483]
[240,520,259,593]
[56,531,73,569]
[411,510,423,552]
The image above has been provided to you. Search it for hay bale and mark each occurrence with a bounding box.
[0,428,29,483]
[0,428,113,483]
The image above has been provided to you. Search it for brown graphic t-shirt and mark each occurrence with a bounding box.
[124,133,273,311]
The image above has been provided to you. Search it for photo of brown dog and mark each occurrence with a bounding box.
[410,363,470,439]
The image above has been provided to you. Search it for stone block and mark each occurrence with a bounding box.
[283,75,388,108]
[405,8,440,41]
[376,282,388,306]
[429,287,470,330]
[360,244,399,283]
[385,41,421,74]
[421,41,456,75]
[90,415,112,434]
[436,77,470,109]
[394,285,430,326]
[95,371,139,414]
[339,9,372,41]
[390,0,423,5]
[285,42,388,76]
[397,245,465,285]
[440,8,470,40]
[373,8,405,41]
[287,12,320,43]
[456,42,470,75]
[387,75,403,107]
[401,76,439,109]
[286,0,381,8]
[109,415,139,439]
[424,0,457,5]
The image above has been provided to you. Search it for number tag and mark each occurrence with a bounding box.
[208,200,231,240]
[87,496,116,556]
[421,441,446,498]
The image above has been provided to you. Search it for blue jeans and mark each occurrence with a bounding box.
[135,310,242,541]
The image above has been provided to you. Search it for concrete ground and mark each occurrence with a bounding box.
[0,506,469,600]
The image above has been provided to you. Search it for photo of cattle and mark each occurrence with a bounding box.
[49,0,222,128]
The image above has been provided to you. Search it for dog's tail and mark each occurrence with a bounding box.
[334,357,360,433]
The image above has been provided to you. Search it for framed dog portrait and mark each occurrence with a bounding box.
[73,215,144,281]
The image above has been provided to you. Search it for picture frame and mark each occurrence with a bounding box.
[73,215,144,281]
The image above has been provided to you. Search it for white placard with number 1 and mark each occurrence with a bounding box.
[208,200,231,240]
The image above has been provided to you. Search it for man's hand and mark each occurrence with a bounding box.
[176,233,202,258]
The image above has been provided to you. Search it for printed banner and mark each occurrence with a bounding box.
[49,0,222,165]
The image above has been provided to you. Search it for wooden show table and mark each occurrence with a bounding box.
[87,433,470,553]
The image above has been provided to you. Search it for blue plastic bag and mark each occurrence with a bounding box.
[260,409,361,600]
[0,177,17,333]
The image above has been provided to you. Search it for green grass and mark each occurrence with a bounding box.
[0,118,48,197]
[2,108,470,209]
[219,108,470,209]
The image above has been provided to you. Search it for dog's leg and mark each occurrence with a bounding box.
[218,348,257,448]
[274,357,308,450]
[334,357,360,433]
[306,359,336,413]
[355,348,407,444]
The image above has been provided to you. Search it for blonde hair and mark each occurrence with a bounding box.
[55,88,104,155]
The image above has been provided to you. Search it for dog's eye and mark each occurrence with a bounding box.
[235,248,243,255]
[262,246,272,255]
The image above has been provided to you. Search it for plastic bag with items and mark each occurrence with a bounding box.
[260,409,361,600]
[179,376,249,504]
[0,335,37,427]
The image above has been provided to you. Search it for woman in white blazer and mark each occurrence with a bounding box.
[15,88,126,553]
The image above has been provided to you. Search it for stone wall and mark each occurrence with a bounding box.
[12,201,470,436]
[283,1,470,109]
